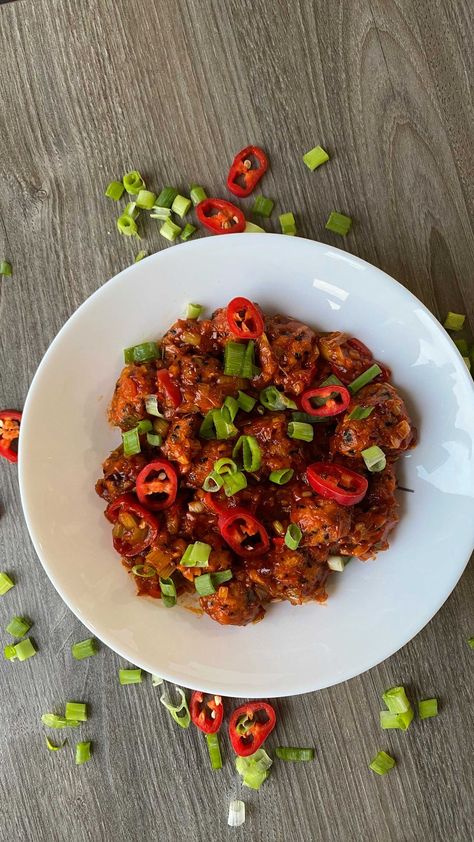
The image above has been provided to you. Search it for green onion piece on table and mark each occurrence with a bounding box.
[347,405,374,421]
[181,223,197,241]
[190,184,207,206]
[260,386,297,411]
[4,645,17,661]
[237,391,256,412]
[150,206,172,221]
[42,714,69,728]
[464,356,472,371]
[160,687,191,728]
[122,170,145,195]
[275,747,315,762]
[6,616,31,637]
[12,638,36,661]
[135,189,156,209]
[361,445,386,472]
[236,749,273,790]
[269,468,294,485]
[245,221,266,233]
[0,260,12,276]
[0,572,15,595]
[443,312,465,331]
[159,577,177,607]
[287,421,314,442]
[348,364,382,394]
[206,732,223,770]
[252,195,274,217]
[122,428,140,457]
[151,675,163,687]
[325,211,352,236]
[468,638,474,649]
[202,470,225,492]
[160,219,182,242]
[454,338,469,356]
[369,750,396,775]
[156,187,178,208]
[117,214,139,238]
[105,181,124,201]
[285,524,302,550]
[65,702,88,722]
[279,212,297,235]
[232,435,262,472]
[119,668,142,685]
[46,737,66,751]
[380,707,414,730]
[146,432,162,447]
[75,741,92,765]
[171,194,192,218]
[223,471,247,496]
[418,698,438,719]
[228,800,246,828]
[180,541,212,568]
[123,202,139,220]
[303,145,329,171]
[134,250,148,263]
[72,638,98,660]
[382,686,411,714]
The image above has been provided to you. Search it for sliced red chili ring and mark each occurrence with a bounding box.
[300,385,351,417]
[105,493,159,557]
[219,508,270,558]
[203,491,233,517]
[196,198,246,234]
[229,701,276,757]
[0,410,22,463]
[190,691,224,734]
[227,146,268,198]
[135,459,178,511]
[306,462,368,506]
[157,369,182,409]
[226,297,264,339]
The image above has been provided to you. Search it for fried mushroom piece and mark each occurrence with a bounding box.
[338,464,399,560]
[245,545,329,605]
[95,447,148,503]
[290,492,352,545]
[255,315,319,394]
[108,362,158,430]
[319,333,389,385]
[331,382,415,458]
[200,580,265,626]
[161,414,201,474]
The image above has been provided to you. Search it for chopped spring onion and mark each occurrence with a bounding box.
[464,356,472,371]
[151,674,163,687]
[202,470,225,492]
[380,711,403,729]
[0,260,12,276]
[12,638,36,661]
[75,741,92,765]
[186,303,202,320]
[369,750,396,775]
[287,421,314,442]
[468,638,474,649]
[285,523,302,550]
[65,702,88,722]
[0,572,15,595]
[223,470,247,496]
[160,687,190,728]
[135,189,156,209]
[72,638,98,660]
[382,686,411,714]
[122,428,140,457]
[224,341,245,376]
[322,374,344,387]
[260,386,297,411]
[418,698,438,720]
[181,223,197,241]
[190,184,207,206]
[42,714,70,729]
[279,212,297,236]
[443,312,465,331]
[221,396,239,424]
[117,214,139,237]
[245,221,266,233]
[361,445,386,472]
[180,541,212,568]
[348,364,382,394]
[150,206,172,221]
[156,187,179,208]
[4,645,17,661]
[237,391,256,412]
[269,468,294,485]
[275,746,315,762]
[228,800,245,828]
[134,250,148,263]
[171,194,192,218]
[206,732,223,770]
[327,555,347,572]
[199,409,237,441]
[122,170,145,195]
[236,749,273,790]
[137,419,153,434]
[6,616,31,637]
[242,340,258,378]
[124,341,159,364]
[131,564,156,578]
[252,195,274,217]
[454,338,469,356]
[119,668,142,685]
[214,457,238,475]
[105,181,125,201]
[303,145,329,171]
[232,435,262,472]
[291,411,326,425]
[46,737,66,751]
[195,570,232,596]
[144,394,163,416]
[325,211,352,236]
[147,432,162,447]
[347,405,374,421]
[160,219,182,242]
[123,201,139,220]
[159,576,177,607]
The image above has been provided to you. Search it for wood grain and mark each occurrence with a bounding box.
[0,1,472,840]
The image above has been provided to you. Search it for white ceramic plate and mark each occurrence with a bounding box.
[19,235,474,697]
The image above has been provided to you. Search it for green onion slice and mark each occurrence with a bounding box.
[443,312,465,331]
[194,570,232,596]
[119,668,142,685]
[214,457,238,476]
[65,702,87,722]
[186,303,202,320]
[202,471,225,492]
[131,564,156,578]
[224,342,246,376]
[75,741,92,765]
[290,411,326,425]
[160,687,191,728]
[0,260,12,276]
[223,470,247,497]
[232,435,262,472]
[46,737,66,751]
[418,698,438,720]
[369,750,396,775]
[303,145,329,171]
[190,184,207,206]
[347,405,374,421]
[242,340,257,379]
[180,541,212,568]
[206,732,223,770]
[151,674,163,687]
[6,616,31,637]
[348,364,382,394]
[260,386,297,411]
[467,638,474,649]
[199,409,237,441]
[275,746,315,761]
[237,391,256,412]
[171,194,192,218]
[221,396,239,423]
[245,221,266,233]
[150,206,172,221]
[134,250,148,263]
[146,432,162,447]
[137,419,153,434]
[181,223,197,241]
[13,638,36,661]
[362,445,386,472]
[72,638,98,660]
[285,523,302,550]
[156,187,178,208]
[379,711,403,729]
[327,555,347,572]
[287,421,313,442]
[236,749,273,790]
[0,572,15,595]
[159,576,177,607]
[122,170,145,195]
[135,189,156,209]
[325,211,352,236]
[105,181,125,201]
[252,195,274,217]
[122,428,140,457]
[123,201,139,220]
[454,338,469,356]
[382,686,411,714]
[144,394,163,417]
[117,214,139,238]
[228,800,245,827]
[279,212,297,236]
[160,219,182,242]
[4,644,17,661]
[123,341,159,364]
[41,714,77,729]
[269,468,294,485]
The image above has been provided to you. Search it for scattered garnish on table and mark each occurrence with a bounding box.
[236,748,273,789]
[0,260,13,276]
[369,750,396,775]
[275,747,315,762]
[119,668,142,685]
[0,572,15,595]
[0,410,22,462]
[75,741,92,765]
[468,638,474,649]
[160,687,191,728]
[228,800,245,827]
[418,699,438,720]
[380,685,414,731]
[4,638,36,662]
[46,737,66,751]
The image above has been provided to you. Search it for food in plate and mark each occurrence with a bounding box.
[95,297,416,626]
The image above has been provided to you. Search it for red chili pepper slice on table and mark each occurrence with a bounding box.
[226,146,268,198]
[300,385,351,417]
[157,369,182,409]
[105,493,159,557]
[0,410,22,463]
[219,508,270,558]
[226,297,264,339]
[229,701,276,757]
[306,462,368,507]
[190,691,224,734]
[196,198,246,235]
[135,459,178,511]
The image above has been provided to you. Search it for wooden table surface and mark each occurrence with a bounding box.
[0,1,473,840]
